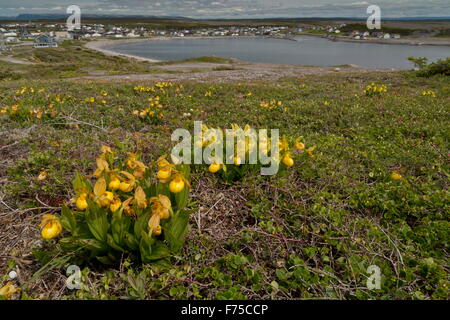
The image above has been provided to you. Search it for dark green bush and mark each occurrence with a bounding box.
[409,57,450,77]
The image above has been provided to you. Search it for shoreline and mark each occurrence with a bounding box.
[84,38,162,62]
[84,35,450,67]
[298,32,450,46]
[84,36,257,63]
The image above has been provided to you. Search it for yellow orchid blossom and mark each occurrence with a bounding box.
[100,145,114,154]
[118,171,136,192]
[279,136,290,152]
[121,197,134,216]
[169,173,190,193]
[40,214,62,239]
[157,166,172,182]
[148,212,161,236]
[0,282,20,299]
[108,176,121,190]
[76,193,88,210]
[150,194,172,220]
[132,160,147,179]
[134,187,147,209]
[110,197,122,213]
[391,172,402,180]
[37,170,48,181]
[282,153,294,167]
[294,137,305,151]
[306,146,317,157]
[93,157,110,177]
[126,153,139,169]
[156,155,172,169]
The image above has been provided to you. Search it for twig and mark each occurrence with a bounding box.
[0,141,19,151]
[60,115,107,132]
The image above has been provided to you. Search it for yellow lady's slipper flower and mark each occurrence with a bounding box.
[134,187,147,209]
[109,197,122,213]
[209,162,221,173]
[101,145,113,154]
[234,156,242,166]
[76,193,88,210]
[126,153,139,169]
[156,155,171,169]
[93,157,109,177]
[157,166,172,182]
[105,191,114,202]
[150,194,172,220]
[282,154,294,167]
[37,170,48,181]
[169,175,185,193]
[40,214,62,239]
[153,225,162,236]
[94,178,107,197]
[306,146,316,157]
[0,282,20,299]
[121,198,134,216]
[295,141,305,151]
[118,171,136,192]
[109,178,121,191]
[148,213,161,235]
[279,137,289,152]
[132,160,147,179]
[119,182,132,192]
[391,172,402,180]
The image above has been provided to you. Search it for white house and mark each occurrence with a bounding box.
[6,37,18,43]
[383,33,391,39]
[33,34,58,48]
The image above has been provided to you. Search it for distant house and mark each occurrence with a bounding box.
[0,41,11,53]
[6,37,19,43]
[33,34,58,48]
[393,34,401,39]
[55,31,70,39]
[383,33,391,39]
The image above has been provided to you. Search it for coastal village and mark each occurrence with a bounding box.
[0,21,402,51]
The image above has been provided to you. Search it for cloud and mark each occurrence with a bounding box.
[0,0,449,18]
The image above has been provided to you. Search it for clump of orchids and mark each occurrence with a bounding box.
[364,82,388,96]
[39,146,191,265]
[197,123,316,182]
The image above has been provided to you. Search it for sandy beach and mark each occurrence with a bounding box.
[84,36,243,62]
[85,38,162,62]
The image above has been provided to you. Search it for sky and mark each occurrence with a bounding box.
[0,0,449,18]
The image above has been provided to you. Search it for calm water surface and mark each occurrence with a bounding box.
[109,36,450,69]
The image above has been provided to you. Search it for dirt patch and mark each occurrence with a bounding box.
[75,61,395,83]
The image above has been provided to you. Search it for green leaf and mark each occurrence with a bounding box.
[164,209,191,254]
[72,171,91,195]
[143,242,170,262]
[123,232,139,251]
[85,200,109,243]
[107,234,126,252]
[60,206,77,234]
[139,231,155,262]
[96,255,116,265]
[111,209,131,248]
[134,212,150,242]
